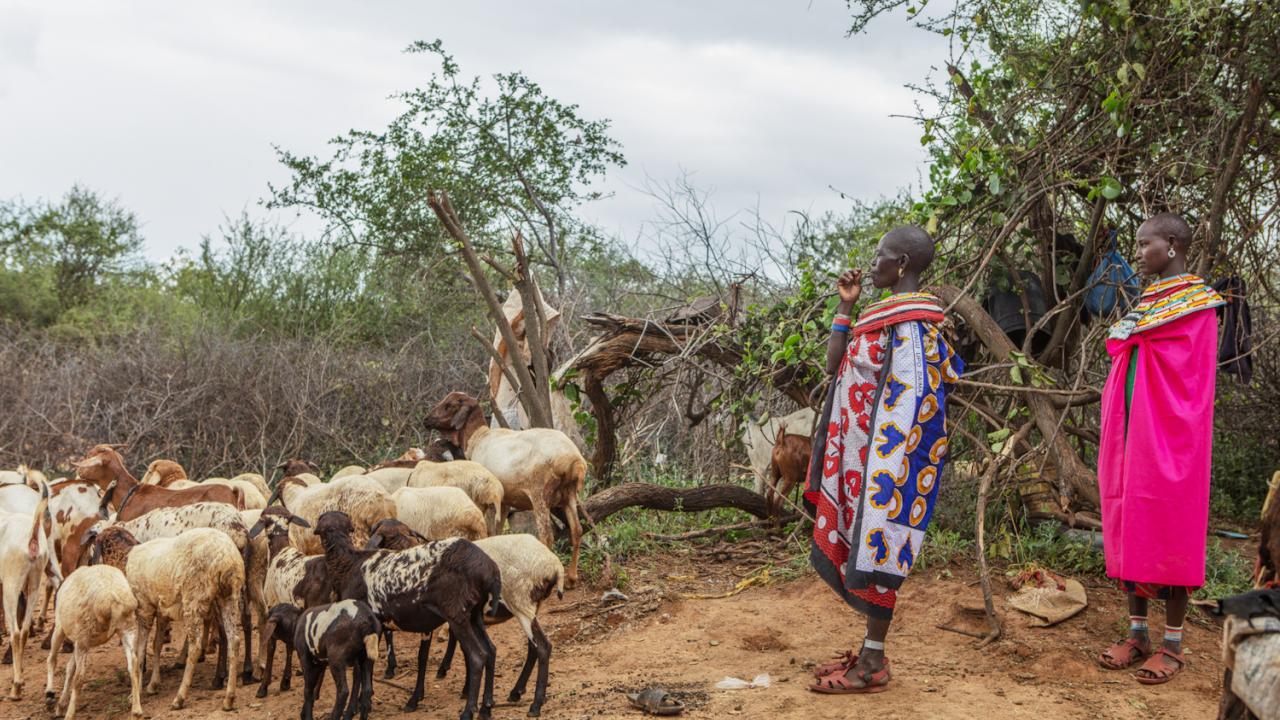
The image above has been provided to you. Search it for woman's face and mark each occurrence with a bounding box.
[1134,224,1173,277]
[868,239,904,289]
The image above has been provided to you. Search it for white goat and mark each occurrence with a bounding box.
[426,391,588,586]
[0,482,57,698]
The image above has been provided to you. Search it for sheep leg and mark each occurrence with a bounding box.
[564,497,583,589]
[57,640,76,714]
[529,618,552,717]
[299,654,322,720]
[436,633,458,679]
[172,608,204,709]
[220,594,242,710]
[64,644,89,720]
[281,642,294,691]
[212,621,229,689]
[327,659,350,720]
[473,610,496,719]
[121,626,144,720]
[341,658,363,720]
[6,583,28,699]
[257,634,277,698]
[403,635,432,712]
[240,597,255,682]
[358,651,374,720]
[449,619,487,720]
[44,620,65,708]
[382,627,396,679]
[142,616,162,695]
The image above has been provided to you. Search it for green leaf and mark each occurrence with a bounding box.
[1099,176,1122,200]
[988,174,1002,195]
[1010,365,1024,384]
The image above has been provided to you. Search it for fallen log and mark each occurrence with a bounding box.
[583,482,772,524]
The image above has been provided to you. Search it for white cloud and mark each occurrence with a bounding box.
[0,0,945,260]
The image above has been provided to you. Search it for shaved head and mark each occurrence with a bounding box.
[882,225,936,272]
[1139,212,1192,251]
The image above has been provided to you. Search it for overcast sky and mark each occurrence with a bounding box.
[0,1,946,261]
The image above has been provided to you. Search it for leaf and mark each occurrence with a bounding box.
[988,174,1002,195]
[1010,365,1024,384]
[1099,176,1123,200]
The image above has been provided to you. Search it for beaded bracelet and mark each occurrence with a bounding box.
[831,317,852,333]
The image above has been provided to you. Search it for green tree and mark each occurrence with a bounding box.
[269,40,626,297]
[0,185,143,323]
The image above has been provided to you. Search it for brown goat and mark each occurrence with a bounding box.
[766,427,812,519]
[72,445,243,522]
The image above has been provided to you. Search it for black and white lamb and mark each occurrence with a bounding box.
[264,600,381,720]
[314,510,503,720]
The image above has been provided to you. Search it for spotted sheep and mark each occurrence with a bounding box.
[314,510,503,720]
[368,523,564,717]
[264,599,381,720]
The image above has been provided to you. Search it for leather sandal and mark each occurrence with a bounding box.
[811,650,859,679]
[1098,637,1150,670]
[809,659,891,694]
[1134,647,1185,685]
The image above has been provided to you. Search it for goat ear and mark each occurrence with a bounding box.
[364,534,383,550]
[289,515,311,528]
[247,519,266,539]
[450,405,471,430]
[79,528,98,548]
[72,456,103,470]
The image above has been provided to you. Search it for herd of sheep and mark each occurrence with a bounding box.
[0,391,586,720]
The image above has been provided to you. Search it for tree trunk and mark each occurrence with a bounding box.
[934,284,1101,507]
[582,483,770,524]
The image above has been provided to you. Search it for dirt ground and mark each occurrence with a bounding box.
[5,543,1224,720]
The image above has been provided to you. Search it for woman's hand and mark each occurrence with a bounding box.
[836,269,863,304]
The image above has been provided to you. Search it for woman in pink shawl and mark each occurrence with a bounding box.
[1096,213,1224,684]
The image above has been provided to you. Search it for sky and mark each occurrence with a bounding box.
[0,1,947,261]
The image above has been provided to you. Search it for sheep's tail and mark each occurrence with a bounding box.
[486,573,503,617]
[554,564,565,601]
[363,631,380,663]
[27,480,50,561]
[232,487,246,511]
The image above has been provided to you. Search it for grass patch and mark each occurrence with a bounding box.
[1197,538,1253,600]
[916,528,973,571]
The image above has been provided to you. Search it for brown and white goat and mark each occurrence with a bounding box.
[425,391,587,587]
[765,427,812,519]
[72,445,243,521]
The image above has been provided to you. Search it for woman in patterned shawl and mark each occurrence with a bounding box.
[805,226,963,694]
[1096,213,1224,684]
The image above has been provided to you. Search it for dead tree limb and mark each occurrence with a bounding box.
[583,483,771,524]
[974,421,1033,647]
[427,191,553,428]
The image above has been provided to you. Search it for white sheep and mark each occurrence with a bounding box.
[0,482,57,699]
[389,486,487,541]
[239,508,269,679]
[43,564,143,720]
[126,527,245,710]
[87,501,249,553]
[407,460,505,536]
[270,474,396,554]
[230,472,271,500]
[204,477,268,510]
[330,465,367,482]
[426,392,588,587]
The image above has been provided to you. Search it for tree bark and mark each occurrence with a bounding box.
[582,483,770,524]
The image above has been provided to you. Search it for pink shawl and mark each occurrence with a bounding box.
[1098,308,1218,586]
